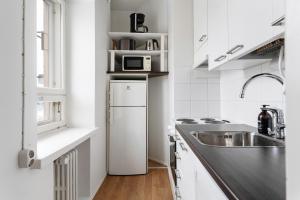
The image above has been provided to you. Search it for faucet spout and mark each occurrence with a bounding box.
[239,73,284,98]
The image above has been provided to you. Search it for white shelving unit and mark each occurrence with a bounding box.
[108,32,168,73]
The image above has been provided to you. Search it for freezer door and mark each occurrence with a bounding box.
[109,107,147,175]
[110,81,147,107]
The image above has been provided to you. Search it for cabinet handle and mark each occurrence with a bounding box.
[175,135,181,141]
[226,45,244,55]
[179,142,187,151]
[175,152,181,160]
[175,187,182,199]
[271,16,285,26]
[214,55,226,62]
[199,34,207,42]
[175,169,182,179]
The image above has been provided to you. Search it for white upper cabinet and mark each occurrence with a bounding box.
[193,0,209,68]
[208,0,229,70]
[272,0,285,26]
[193,0,208,52]
[227,0,274,61]
[208,0,285,70]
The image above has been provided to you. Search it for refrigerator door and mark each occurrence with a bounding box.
[109,106,147,175]
[110,81,147,107]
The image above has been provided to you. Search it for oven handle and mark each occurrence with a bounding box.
[175,187,182,200]
[179,142,188,151]
[175,135,181,141]
[175,169,182,180]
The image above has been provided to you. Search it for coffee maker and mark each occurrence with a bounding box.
[130,13,149,33]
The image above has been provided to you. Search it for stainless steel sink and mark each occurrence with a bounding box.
[191,131,285,147]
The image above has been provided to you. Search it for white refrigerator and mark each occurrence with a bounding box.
[108,80,147,175]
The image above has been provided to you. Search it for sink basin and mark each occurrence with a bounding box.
[191,131,284,147]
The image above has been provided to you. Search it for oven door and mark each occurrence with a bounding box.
[169,135,177,186]
[123,56,144,71]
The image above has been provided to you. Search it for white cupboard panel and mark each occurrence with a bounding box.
[227,0,274,61]
[208,0,229,70]
[110,81,147,107]
[109,107,147,175]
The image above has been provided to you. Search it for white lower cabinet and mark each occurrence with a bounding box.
[175,131,228,200]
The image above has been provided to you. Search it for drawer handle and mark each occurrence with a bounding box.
[199,34,207,42]
[214,55,226,62]
[226,45,244,55]
[272,16,285,26]
[175,135,181,141]
[175,169,182,179]
[179,142,188,151]
[175,152,181,160]
[175,187,182,199]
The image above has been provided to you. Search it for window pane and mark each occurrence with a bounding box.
[36,0,49,88]
[37,101,51,124]
[36,0,63,89]
[37,101,62,125]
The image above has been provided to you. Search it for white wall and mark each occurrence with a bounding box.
[220,59,285,126]
[170,0,221,120]
[0,1,54,200]
[286,0,300,199]
[174,68,220,119]
[0,0,109,199]
[111,10,132,32]
[111,0,168,33]
[67,0,109,198]
[94,0,110,197]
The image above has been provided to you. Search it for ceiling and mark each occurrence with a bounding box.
[111,0,146,11]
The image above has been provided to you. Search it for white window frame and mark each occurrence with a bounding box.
[37,0,66,134]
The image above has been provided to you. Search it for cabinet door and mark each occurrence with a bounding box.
[176,133,196,200]
[208,0,229,70]
[194,156,228,200]
[227,0,273,60]
[272,0,285,25]
[194,0,208,52]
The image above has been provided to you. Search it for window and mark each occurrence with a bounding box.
[36,0,66,133]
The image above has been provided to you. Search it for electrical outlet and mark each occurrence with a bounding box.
[18,149,35,168]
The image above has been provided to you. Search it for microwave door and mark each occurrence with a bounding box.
[123,57,144,70]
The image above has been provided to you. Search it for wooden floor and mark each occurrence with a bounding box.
[93,168,173,200]
[148,159,167,168]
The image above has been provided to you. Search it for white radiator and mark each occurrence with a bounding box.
[54,149,78,200]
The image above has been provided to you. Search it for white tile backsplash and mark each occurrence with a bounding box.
[191,83,207,100]
[208,83,220,100]
[175,101,191,118]
[208,101,221,118]
[220,60,286,126]
[174,67,221,119]
[174,83,190,101]
[191,101,208,118]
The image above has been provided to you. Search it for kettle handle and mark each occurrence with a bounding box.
[153,39,160,49]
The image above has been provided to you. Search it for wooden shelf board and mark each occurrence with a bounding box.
[108,50,168,56]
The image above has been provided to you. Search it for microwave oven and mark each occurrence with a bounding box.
[122,55,151,71]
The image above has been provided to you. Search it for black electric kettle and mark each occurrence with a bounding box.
[145,39,159,51]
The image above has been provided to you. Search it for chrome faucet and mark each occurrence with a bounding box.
[239,73,284,98]
[264,107,285,139]
[239,73,286,139]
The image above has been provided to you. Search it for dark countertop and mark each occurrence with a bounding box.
[175,124,286,200]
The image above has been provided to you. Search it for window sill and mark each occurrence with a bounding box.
[33,127,98,169]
